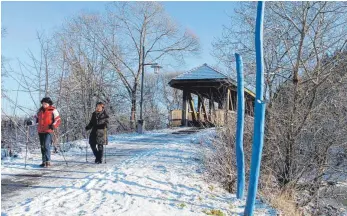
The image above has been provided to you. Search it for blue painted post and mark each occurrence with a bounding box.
[254,1,265,101]
[235,53,245,199]
[244,100,266,215]
[244,2,266,216]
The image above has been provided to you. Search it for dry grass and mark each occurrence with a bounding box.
[261,188,301,216]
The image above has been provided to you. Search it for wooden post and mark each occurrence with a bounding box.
[218,98,223,109]
[226,88,231,111]
[229,90,234,111]
[201,97,208,122]
[188,93,197,121]
[197,96,202,121]
[223,88,230,124]
[210,90,217,123]
[182,89,189,127]
[208,98,212,121]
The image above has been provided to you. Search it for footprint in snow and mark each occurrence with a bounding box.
[153,165,167,173]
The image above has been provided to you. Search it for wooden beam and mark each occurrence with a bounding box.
[188,93,197,121]
[200,96,208,122]
[182,89,189,126]
[208,98,212,121]
[197,96,202,121]
[226,88,231,111]
[246,99,250,115]
[218,101,223,109]
[229,90,234,111]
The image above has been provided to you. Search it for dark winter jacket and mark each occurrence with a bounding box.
[86,110,109,145]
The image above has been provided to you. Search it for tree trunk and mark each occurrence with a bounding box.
[130,87,137,130]
[282,12,307,184]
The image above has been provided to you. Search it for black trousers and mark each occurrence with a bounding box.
[90,143,103,161]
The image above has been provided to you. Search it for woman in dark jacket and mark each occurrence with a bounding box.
[85,102,109,164]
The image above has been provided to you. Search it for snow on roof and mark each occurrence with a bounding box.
[172,63,228,80]
[171,63,256,96]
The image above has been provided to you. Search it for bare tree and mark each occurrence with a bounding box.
[51,16,116,140]
[77,2,200,129]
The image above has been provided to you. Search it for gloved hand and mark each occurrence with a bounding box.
[85,126,89,131]
[48,125,54,130]
[25,119,33,126]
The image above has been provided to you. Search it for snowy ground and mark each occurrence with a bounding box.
[1,128,276,216]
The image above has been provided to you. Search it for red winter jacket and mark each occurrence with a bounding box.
[36,106,61,133]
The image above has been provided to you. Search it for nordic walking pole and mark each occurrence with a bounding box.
[104,145,106,164]
[104,127,107,164]
[59,142,68,166]
[25,125,29,168]
[53,130,68,166]
[85,131,88,162]
[58,132,68,166]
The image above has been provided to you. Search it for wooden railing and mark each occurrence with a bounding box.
[169,109,238,127]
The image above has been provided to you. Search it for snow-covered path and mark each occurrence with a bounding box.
[1,128,275,216]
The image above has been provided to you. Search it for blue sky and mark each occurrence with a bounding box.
[1,1,239,116]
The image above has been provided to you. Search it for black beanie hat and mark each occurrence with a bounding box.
[41,97,53,105]
[96,101,105,107]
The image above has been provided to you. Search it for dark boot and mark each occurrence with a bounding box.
[96,157,101,164]
[97,145,103,164]
[45,161,51,168]
[39,162,45,167]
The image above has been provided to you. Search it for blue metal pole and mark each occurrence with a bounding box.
[235,53,245,199]
[244,2,266,216]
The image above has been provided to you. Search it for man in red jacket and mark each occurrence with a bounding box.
[36,97,61,167]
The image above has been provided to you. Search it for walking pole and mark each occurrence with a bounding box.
[85,131,88,162]
[104,145,106,164]
[59,142,68,166]
[25,125,29,168]
[104,127,107,164]
[53,130,68,166]
[59,132,68,166]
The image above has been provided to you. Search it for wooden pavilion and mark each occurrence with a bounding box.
[168,63,255,127]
